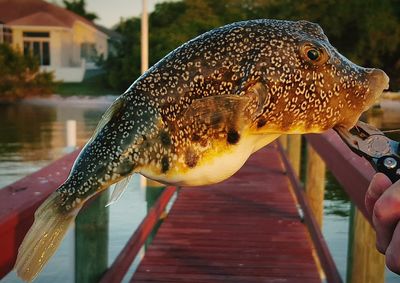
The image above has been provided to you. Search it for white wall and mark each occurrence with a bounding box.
[72,21,108,62]
[41,59,86,83]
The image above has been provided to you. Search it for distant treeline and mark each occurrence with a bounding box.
[103,0,400,92]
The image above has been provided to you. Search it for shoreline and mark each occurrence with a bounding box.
[21,94,400,109]
[20,94,118,108]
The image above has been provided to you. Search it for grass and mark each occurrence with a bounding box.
[56,72,119,96]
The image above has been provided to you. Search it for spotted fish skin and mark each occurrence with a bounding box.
[15,19,389,281]
[60,19,388,192]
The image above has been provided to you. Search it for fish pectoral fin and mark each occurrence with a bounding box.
[182,95,251,128]
[106,175,133,207]
[91,98,124,141]
[245,82,271,118]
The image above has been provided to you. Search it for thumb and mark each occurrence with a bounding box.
[365,173,392,220]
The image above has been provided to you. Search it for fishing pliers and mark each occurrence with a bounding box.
[334,121,400,183]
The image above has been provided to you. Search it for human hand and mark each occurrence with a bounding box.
[365,173,400,273]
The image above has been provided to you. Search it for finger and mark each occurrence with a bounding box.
[385,221,400,274]
[365,173,392,218]
[373,181,400,253]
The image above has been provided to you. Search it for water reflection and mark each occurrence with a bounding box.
[325,172,351,217]
[0,96,113,188]
[0,96,150,283]
[0,103,57,161]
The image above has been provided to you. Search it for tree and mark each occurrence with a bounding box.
[103,0,400,91]
[103,0,222,91]
[103,17,142,90]
[63,0,98,21]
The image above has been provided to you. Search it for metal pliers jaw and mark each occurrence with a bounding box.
[334,121,400,183]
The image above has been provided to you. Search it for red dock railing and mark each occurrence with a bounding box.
[306,131,375,220]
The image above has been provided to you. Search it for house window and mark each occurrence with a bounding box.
[23,31,50,66]
[23,32,50,38]
[81,42,97,62]
[0,24,12,44]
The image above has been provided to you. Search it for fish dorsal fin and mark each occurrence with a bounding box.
[91,98,124,141]
[105,175,132,207]
[181,95,251,129]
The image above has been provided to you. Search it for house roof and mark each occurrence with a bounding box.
[95,24,122,41]
[0,0,96,29]
[8,11,67,27]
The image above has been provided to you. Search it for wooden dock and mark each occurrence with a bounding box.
[131,144,321,282]
[2,130,384,283]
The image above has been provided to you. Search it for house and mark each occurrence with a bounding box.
[0,0,109,82]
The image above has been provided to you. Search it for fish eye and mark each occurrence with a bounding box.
[301,43,328,65]
[307,49,320,61]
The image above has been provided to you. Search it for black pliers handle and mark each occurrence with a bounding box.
[334,121,400,183]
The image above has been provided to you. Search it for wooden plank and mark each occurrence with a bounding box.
[136,264,319,276]
[287,134,302,177]
[346,204,385,283]
[305,144,326,228]
[141,255,319,266]
[131,144,321,282]
[133,272,321,283]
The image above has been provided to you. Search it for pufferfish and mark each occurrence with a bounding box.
[15,19,389,281]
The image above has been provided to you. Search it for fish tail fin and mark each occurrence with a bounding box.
[14,192,79,282]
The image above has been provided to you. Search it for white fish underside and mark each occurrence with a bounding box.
[140,134,280,186]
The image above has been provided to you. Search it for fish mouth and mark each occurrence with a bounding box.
[333,124,350,134]
[334,69,389,131]
[365,69,389,109]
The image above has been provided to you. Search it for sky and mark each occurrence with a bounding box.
[51,0,167,28]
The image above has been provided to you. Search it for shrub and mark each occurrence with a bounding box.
[0,43,56,101]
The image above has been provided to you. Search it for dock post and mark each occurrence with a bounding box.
[305,144,326,227]
[287,135,301,177]
[72,112,107,283]
[75,191,109,283]
[65,120,77,153]
[145,181,166,246]
[279,135,288,151]
[65,119,109,283]
[139,0,158,192]
[346,204,385,283]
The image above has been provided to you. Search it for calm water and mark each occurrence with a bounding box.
[0,96,148,283]
[0,96,399,282]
